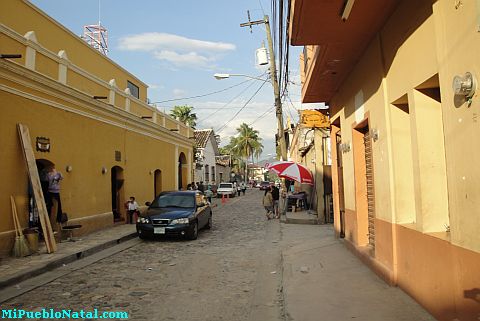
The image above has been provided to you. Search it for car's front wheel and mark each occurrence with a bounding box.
[206,214,212,229]
[187,221,198,240]
[138,232,149,240]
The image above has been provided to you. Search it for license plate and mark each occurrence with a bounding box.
[154,227,165,234]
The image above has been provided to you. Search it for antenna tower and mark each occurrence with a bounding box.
[82,0,108,55]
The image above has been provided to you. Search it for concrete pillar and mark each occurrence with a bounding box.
[24,31,37,70]
[124,88,131,112]
[187,150,192,183]
[109,79,116,106]
[314,129,326,223]
[174,145,179,190]
[57,50,68,84]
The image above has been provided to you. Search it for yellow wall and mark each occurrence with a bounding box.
[0,0,148,101]
[0,0,194,257]
[432,0,480,253]
[303,0,480,319]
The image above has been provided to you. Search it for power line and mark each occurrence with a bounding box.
[150,79,252,104]
[196,75,263,125]
[216,80,268,133]
[258,0,266,15]
[249,105,275,126]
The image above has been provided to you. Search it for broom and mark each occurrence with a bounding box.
[11,196,30,257]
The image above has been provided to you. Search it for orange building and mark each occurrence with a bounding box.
[290,0,480,320]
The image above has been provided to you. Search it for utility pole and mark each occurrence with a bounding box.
[240,14,288,161]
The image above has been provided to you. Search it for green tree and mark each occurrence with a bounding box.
[219,124,263,182]
[234,123,263,182]
[170,105,197,128]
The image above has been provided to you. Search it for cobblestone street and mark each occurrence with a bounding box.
[3,190,284,321]
[2,189,435,321]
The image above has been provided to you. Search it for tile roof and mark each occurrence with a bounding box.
[194,129,213,148]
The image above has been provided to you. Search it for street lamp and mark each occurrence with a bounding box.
[213,73,269,82]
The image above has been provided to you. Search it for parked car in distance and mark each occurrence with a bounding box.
[216,182,236,198]
[137,191,212,240]
[259,181,271,190]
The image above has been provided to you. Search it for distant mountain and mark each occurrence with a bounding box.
[256,156,278,168]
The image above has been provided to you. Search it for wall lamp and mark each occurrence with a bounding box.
[453,72,476,99]
[169,128,179,132]
[0,54,22,59]
[93,96,108,100]
[141,116,153,119]
[370,128,379,142]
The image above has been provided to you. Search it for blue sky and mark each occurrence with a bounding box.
[31,0,305,158]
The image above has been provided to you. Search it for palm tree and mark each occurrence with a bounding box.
[234,123,263,182]
[170,105,197,128]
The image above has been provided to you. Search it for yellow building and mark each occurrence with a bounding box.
[291,0,480,319]
[288,110,332,223]
[0,0,194,256]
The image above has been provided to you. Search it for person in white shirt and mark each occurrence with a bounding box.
[125,196,139,224]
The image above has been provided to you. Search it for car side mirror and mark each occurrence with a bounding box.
[145,201,151,207]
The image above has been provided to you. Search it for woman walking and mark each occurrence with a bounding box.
[262,187,274,220]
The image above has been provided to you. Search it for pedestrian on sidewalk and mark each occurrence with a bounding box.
[125,196,139,224]
[241,182,246,196]
[262,187,274,220]
[271,185,280,218]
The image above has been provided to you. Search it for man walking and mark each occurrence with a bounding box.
[271,185,280,219]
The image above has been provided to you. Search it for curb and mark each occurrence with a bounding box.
[285,217,319,225]
[0,232,137,290]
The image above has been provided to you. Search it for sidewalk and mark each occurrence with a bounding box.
[0,224,137,289]
[281,210,319,225]
[280,223,436,321]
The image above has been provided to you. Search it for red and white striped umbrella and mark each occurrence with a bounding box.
[266,161,314,185]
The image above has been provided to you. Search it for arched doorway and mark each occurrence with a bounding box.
[36,159,54,201]
[111,166,125,222]
[32,159,55,227]
[178,153,187,190]
[154,169,162,198]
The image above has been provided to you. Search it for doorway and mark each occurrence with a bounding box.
[353,122,376,251]
[154,169,162,198]
[178,152,187,190]
[32,159,54,227]
[111,166,125,222]
[335,131,346,238]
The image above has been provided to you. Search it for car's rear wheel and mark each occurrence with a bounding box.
[206,214,212,229]
[187,221,198,240]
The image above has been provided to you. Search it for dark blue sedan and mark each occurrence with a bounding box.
[136,191,212,240]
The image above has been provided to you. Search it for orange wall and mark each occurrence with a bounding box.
[396,225,480,321]
[345,218,480,321]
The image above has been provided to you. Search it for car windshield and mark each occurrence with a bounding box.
[150,194,195,208]
[219,183,232,188]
